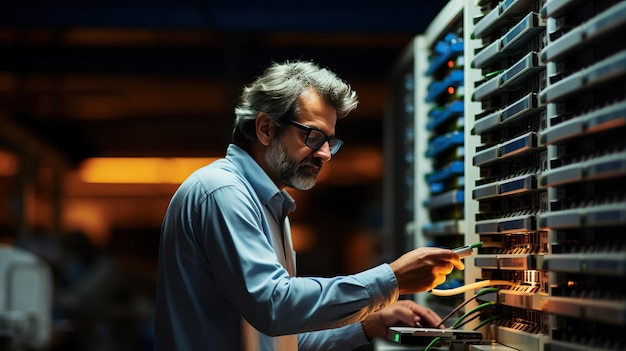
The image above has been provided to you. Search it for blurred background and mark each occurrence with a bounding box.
[0,1,448,350]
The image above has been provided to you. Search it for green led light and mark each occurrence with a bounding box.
[485,69,505,78]
[394,333,400,343]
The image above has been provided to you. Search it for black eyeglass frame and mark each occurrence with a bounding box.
[283,119,343,156]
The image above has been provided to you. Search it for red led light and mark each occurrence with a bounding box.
[447,60,454,68]
[447,86,455,95]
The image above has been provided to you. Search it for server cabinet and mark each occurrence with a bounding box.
[381,0,626,350]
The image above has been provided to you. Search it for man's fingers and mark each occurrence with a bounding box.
[422,313,442,328]
[413,307,442,328]
[447,251,465,271]
[388,304,421,327]
[434,262,454,275]
[434,274,447,288]
[394,301,445,328]
[452,256,465,271]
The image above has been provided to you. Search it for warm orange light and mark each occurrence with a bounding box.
[0,150,19,176]
[447,86,455,95]
[79,157,218,184]
[290,223,318,252]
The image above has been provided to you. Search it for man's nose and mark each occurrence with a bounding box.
[314,141,332,161]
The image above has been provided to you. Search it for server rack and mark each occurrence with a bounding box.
[538,1,626,350]
[381,0,626,350]
[379,1,474,350]
[413,0,467,319]
[468,0,626,350]
[384,35,420,264]
[468,0,551,349]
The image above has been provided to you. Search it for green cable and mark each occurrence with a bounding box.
[424,336,441,351]
[436,287,499,328]
[470,242,483,249]
[453,310,484,329]
[451,301,496,329]
[473,315,501,331]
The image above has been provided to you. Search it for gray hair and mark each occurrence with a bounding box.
[232,60,359,149]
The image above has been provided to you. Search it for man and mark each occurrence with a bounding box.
[154,60,464,350]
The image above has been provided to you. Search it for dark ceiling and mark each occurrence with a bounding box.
[0,1,446,166]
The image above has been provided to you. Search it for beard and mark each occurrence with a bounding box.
[265,138,321,190]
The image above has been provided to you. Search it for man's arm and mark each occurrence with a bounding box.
[298,300,445,351]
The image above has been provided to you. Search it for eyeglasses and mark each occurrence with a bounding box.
[284,119,343,156]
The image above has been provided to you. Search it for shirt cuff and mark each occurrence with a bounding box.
[348,322,372,345]
[353,263,399,312]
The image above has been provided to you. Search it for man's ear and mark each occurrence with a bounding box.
[256,112,275,147]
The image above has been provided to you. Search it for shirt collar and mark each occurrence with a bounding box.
[225,144,296,221]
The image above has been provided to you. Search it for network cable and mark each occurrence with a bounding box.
[431,280,516,296]
[451,301,496,329]
[423,336,441,351]
[435,287,499,328]
[452,305,491,329]
[473,315,501,331]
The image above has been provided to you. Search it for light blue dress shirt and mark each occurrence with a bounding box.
[154,144,399,350]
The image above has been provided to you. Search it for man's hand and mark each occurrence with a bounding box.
[389,247,464,295]
[361,300,445,340]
